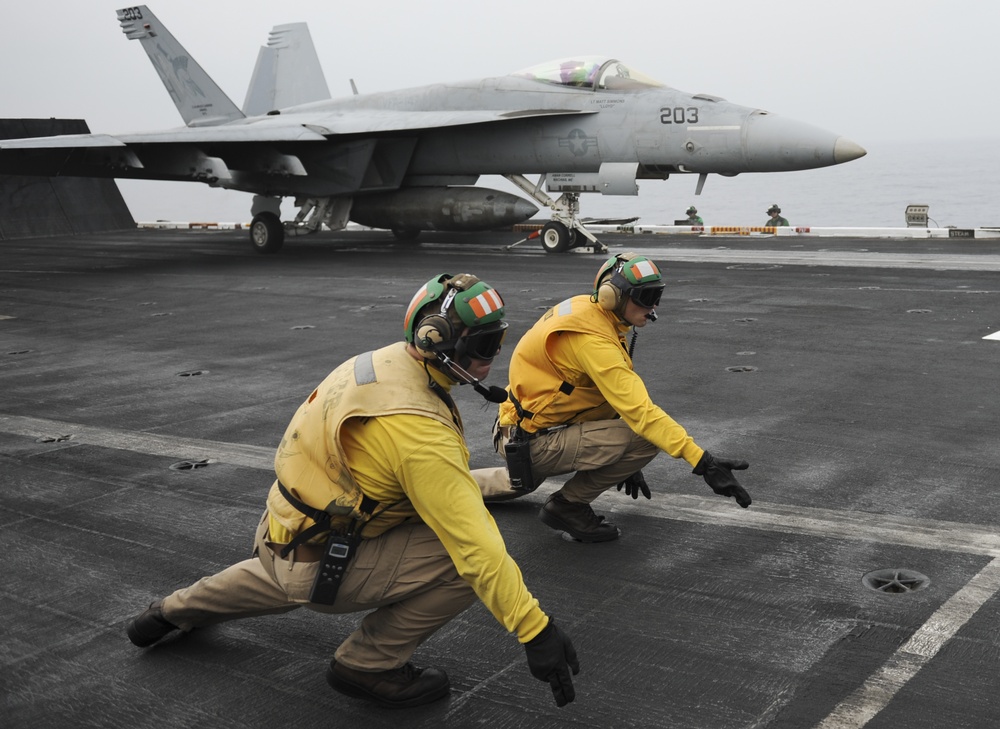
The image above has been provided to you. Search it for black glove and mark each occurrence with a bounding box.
[693,451,752,508]
[616,470,651,500]
[524,619,580,707]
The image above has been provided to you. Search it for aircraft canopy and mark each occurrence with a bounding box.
[512,56,664,91]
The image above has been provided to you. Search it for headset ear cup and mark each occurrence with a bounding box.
[414,315,453,358]
[596,281,620,310]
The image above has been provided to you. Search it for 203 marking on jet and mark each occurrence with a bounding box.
[0,6,866,254]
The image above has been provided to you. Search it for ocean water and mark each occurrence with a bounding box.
[501,137,1000,231]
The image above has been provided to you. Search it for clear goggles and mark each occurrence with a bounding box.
[628,284,664,309]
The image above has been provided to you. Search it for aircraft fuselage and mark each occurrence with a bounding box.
[0,74,861,200]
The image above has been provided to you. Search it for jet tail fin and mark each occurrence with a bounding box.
[242,23,331,116]
[117,6,245,127]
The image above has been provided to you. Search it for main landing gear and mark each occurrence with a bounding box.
[250,212,284,254]
[503,174,608,254]
[248,195,353,254]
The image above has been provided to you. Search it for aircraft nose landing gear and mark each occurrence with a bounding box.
[503,174,608,254]
[540,221,575,253]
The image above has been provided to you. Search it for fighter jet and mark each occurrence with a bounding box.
[0,6,865,254]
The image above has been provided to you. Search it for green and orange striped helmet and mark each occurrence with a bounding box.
[592,252,664,315]
[404,273,508,361]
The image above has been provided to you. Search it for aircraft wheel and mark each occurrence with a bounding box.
[391,228,421,241]
[540,221,571,253]
[250,212,285,254]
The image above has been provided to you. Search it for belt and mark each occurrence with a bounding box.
[524,425,567,439]
[501,424,569,440]
[267,541,325,563]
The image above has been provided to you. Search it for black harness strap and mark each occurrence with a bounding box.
[277,480,378,559]
[516,381,574,422]
[510,380,576,422]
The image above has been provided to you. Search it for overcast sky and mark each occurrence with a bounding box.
[3,1,998,222]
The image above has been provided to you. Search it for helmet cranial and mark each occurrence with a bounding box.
[593,252,664,316]
[405,273,507,364]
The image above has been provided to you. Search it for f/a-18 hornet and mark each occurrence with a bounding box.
[0,5,865,254]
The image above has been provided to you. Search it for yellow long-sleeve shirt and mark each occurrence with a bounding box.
[500,296,704,466]
[560,329,703,465]
[338,412,547,642]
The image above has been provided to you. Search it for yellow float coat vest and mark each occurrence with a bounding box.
[499,295,628,432]
[266,341,462,539]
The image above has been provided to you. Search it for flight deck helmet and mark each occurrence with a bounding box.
[404,273,508,366]
[767,204,781,214]
[593,252,664,317]
[686,206,698,215]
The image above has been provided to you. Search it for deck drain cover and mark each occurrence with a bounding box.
[36,434,73,443]
[170,459,212,470]
[862,568,930,594]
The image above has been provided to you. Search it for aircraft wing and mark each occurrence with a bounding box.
[0,134,133,150]
[0,126,328,149]
[0,108,593,148]
[0,107,596,187]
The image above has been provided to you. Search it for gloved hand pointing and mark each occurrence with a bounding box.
[524,619,580,707]
[616,470,651,500]
[693,451,752,507]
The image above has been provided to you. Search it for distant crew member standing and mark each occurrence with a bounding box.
[765,204,789,227]
[683,206,704,225]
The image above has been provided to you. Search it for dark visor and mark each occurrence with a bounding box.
[628,284,664,308]
[462,321,508,361]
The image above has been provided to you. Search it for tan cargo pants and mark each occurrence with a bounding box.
[160,512,476,671]
[476,419,659,503]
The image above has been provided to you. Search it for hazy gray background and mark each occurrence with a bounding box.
[2,1,998,226]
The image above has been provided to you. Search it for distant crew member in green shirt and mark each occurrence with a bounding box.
[765,204,789,227]
[683,206,704,224]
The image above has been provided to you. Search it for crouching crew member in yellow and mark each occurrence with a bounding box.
[493,253,753,543]
[126,273,579,710]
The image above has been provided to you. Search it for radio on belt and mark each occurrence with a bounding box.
[309,533,358,605]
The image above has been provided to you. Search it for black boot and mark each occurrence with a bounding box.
[127,600,179,647]
[326,660,450,708]
[539,492,620,542]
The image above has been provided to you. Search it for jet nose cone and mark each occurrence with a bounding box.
[743,112,866,172]
[834,136,867,164]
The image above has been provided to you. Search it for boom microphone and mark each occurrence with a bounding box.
[474,382,510,403]
[436,353,509,403]
[645,310,658,322]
